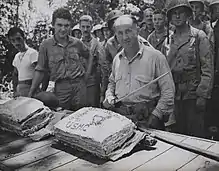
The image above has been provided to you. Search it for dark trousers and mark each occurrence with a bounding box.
[54,78,87,111]
[175,99,205,138]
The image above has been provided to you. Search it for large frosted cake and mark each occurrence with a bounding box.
[54,107,136,158]
[0,97,53,136]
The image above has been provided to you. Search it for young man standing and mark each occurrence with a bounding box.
[165,0,214,138]
[103,15,175,130]
[139,8,155,40]
[147,10,171,52]
[29,8,90,111]
[7,27,38,97]
[79,15,108,106]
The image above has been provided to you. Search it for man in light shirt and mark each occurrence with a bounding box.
[7,27,38,97]
[103,15,175,130]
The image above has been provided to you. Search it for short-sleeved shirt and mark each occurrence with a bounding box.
[106,43,175,119]
[36,36,89,82]
[12,46,38,81]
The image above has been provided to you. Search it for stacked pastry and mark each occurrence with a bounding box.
[54,107,135,158]
[0,97,53,136]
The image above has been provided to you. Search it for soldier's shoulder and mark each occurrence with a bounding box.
[190,26,207,38]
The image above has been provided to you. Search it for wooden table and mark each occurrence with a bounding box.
[1,129,219,171]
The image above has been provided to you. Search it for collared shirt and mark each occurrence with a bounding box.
[147,29,172,52]
[163,25,214,100]
[139,27,155,40]
[36,36,89,82]
[106,43,175,119]
[13,45,38,81]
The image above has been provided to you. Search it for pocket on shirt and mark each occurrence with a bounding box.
[135,75,151,87]
[48,56,64,76]
[115,73,122,83]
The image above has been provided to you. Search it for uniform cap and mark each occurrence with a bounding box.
[105,10,123,22]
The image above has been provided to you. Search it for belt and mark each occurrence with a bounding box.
[18,79,32,85]
[56,76,84,84]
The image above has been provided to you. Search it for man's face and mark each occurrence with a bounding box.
[9,32,25,51]
[153,14,166,31]
[190,2,203,17]
[80,20,92,37]
[102,28,112,39]
[96,30,103,39]
[53,18,71,39]
[144,9,153,25]
[74,30,82,39]
[115,23,138,49]
[212,4,219,19]
[171,7,188,27]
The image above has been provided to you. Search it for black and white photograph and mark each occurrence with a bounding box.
[0,0,219,170]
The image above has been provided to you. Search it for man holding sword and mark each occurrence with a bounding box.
[103,15,175,130]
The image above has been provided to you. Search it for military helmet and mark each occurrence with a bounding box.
[101,22,108,29]
[92,24,102,33]
[166,0,193,19]
[105,10,123,22]
[72,24,80,31]
[188,0,204,5]
[209,0,219,8]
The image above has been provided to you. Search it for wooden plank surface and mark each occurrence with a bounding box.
[0,130,22,146]
[17,143,84,171]
[51,133,187,171]
[17,151,79,171]
[0,138,52,161]
[133,137,214,171]
[2,144,60,170]
[179,143,219,171]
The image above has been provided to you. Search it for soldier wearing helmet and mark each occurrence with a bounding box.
[164,0,214,138]
[188,0,214,48]
[101,22,112,46]
[72,24,82,39]
[92,24,104,42]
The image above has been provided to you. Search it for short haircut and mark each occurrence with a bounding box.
[79,15,93,24]
[7,27,25,39]
[114,15,138,28]
[153,9,166,17]
[52,8,72,25]
[144,7,154,15]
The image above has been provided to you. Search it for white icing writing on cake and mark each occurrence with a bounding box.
[66,114,112,131]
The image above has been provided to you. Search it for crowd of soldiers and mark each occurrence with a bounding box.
[6,0,219,139]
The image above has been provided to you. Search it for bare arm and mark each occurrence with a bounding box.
[12,67,18,93]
